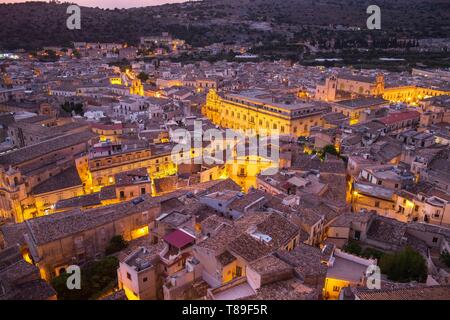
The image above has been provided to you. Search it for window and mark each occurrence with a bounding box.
[126,272,132,280]
[432,237,438,243]
[333,286,340,292]
[143,277,148,282]
[375,201,380,208]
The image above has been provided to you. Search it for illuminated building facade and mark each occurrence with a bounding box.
[383,86,450,104]
[130,79,144,96]
[419,95,450,126]
[91,122,125,143]
[316,73,450,104]
[24,195,159,281]
[115,169,152,201]
[0,131,96,222]
[330,97,389,125]
[204,89,328,137]
[88,141,177,190]
[315,73,385,102]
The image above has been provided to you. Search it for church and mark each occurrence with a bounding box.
[315,73,385,102]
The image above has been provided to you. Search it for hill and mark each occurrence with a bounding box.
[0,0,449,50]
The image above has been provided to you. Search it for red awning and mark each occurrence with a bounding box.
[163,229,195,249]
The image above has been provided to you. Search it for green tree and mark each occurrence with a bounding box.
[137,71,149,82]
[322,144,340,156]
[61,101,84,116]
[440,250,450,268]
[51,256,119,300]
[72,49,81,59]
[362,247,384,260]
[38,49,59,62]
[45,49,57,59]
[105,235,128,255]
[343,240,362,256]
[379,247,427,282]
[51,272,89,300]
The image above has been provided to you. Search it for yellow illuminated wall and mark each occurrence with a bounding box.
[383,86,450,104]
[226,155,278,192]
[323,277,350,300]
[123,287,140,300]
[131,226,149,240]
[110,77,122,85]
[222,260,245,284]
[130,79,144,96]
[203,90,323,137]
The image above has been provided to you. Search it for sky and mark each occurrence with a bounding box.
[0,0,188,9]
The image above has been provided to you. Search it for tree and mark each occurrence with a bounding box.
[61,101,84,115]
[343,240,362,256]
[379,247,427,283]
[72,49,81,59]
[362,247,384,260]
[51,256,119,300]
[105,235,128,255]
[322,144,340,157]
[137,71,149,82]
[440,250,450,268]
[51,272,88,300]
[38,49,59,62]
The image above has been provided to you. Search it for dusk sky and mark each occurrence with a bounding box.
[0,0,188,9]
